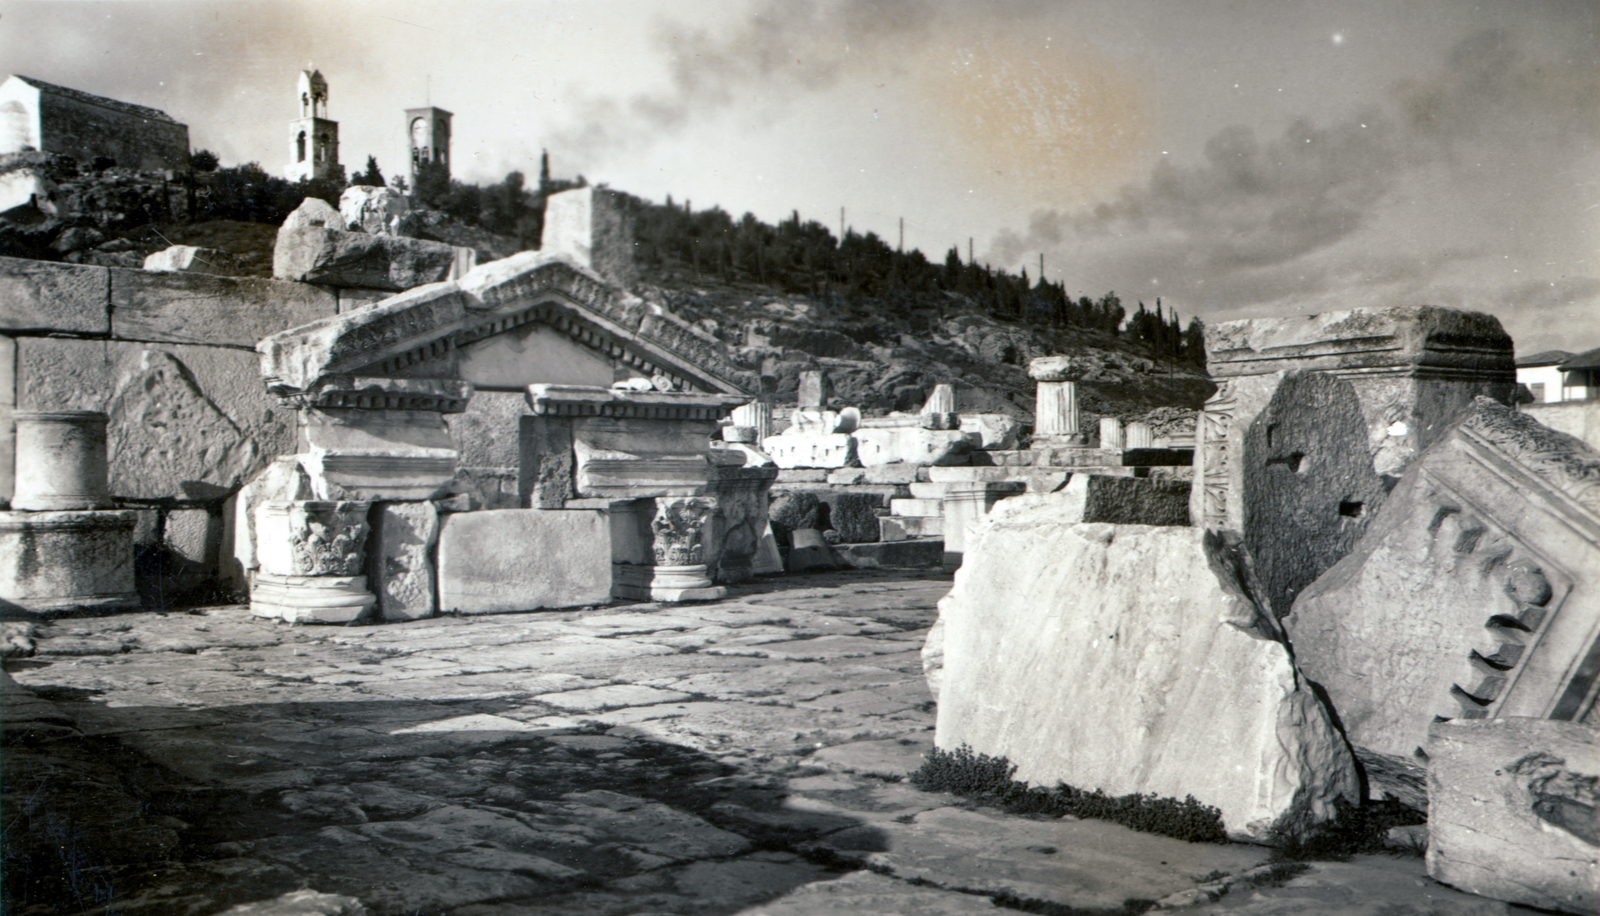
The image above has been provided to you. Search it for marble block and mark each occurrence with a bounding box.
[437,509,611,614]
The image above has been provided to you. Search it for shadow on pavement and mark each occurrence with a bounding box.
[3,686,886,916]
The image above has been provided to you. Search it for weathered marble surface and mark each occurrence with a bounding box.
[934,517,1359,843]
[1427,718,1597,914]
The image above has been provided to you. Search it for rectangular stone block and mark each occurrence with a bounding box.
[273,226,461,291]
[0,256,110,334]
[890,498,943,518]
[109,268,336,348]
[437,509,610,614]
[933,520,1359,844]
[763,432,856,469]
[835,539,944,569]
[775,468,829,483]
[879,515,942,541]
[518,414,576,509]
[0,334,12,505]
[853,427,976,468]
[367,501,439,621]
[1426,718,1596,915]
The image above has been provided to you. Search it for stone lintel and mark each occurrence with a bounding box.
[287,376,474,413]
[526,384,749,421]
[1206,306,1514,381]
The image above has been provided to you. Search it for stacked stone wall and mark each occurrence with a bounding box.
[1,255,339,602]
[37,91,190,172]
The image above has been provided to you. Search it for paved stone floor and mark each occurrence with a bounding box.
[3,570,1534,915]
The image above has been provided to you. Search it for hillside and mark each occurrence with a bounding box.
[0,155,1213,429]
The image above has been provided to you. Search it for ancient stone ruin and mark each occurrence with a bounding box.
[930,304,1596,909]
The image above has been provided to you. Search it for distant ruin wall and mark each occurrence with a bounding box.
[37,90,190,171]
[0,255,338,600]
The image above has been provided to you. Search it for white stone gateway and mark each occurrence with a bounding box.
[933,514,1359,844]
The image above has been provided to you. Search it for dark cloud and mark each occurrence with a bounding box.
[983,28,1600,342]
[546,0,942,161]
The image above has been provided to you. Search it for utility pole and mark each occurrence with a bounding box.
[968,237,973,264]
[840,207,845,241]
[1039,253,1044,283]
[899,217,904,252]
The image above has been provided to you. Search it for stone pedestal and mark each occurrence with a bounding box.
[1192,307,1516,618]
[1028,357,1080,445]
[798,370,831,409]
[300,394,466,501]
[1124,421,1154,449]
[611,496,726,602]
[941,481,1026,569]
[0,510,138,613]
[251,499,374,623]
[250,573,377,624]
[12,411,112,510]
[731,401,773,442]
[1192,306,1515,532]
[1099,418,1125,451]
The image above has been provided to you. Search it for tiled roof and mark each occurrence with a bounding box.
[1515,349,1575,367]
[1558,347,1600,372]
[11,75,180,124]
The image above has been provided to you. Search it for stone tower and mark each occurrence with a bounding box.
[406,106,452,185]
[285,70,339,182]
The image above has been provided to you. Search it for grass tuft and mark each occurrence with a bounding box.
[910,745,1227,844]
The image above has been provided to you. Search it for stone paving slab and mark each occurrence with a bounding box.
[809,806,1275,911]
[2,568,1526,916]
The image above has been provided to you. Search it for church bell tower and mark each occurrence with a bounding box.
[285,70,339,182]
[405,106,452,186]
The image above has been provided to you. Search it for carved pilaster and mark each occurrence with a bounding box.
[1193,380,1237,529]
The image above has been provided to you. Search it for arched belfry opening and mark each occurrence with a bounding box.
[285,69,338,181]
[405,105,452,187]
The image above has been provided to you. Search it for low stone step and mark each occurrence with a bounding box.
[879,515,943,541]
[908,482,952,499]
[925,466,1019,483]
[890,498,943,518]
[835,538,945,569]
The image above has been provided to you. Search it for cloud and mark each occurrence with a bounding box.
[983,28,1600,347]
[545,0,942,162]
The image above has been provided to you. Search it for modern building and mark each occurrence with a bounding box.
[0,74,189,170]
[406,106,452,185]
[285,70,340,182]
[1516,348,1599,403]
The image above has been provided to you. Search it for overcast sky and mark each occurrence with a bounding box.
[3,0,1595,353]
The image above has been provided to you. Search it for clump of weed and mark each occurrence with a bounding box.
[910,745,1227,844]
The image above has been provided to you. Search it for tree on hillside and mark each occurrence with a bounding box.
[351,156,385,187]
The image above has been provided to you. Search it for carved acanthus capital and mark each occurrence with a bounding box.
[650,497,716,566]
[259,500,371,577]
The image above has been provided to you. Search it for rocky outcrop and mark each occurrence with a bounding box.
[933,516,1359,844]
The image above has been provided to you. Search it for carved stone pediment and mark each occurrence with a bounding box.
[259,252,755,405]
